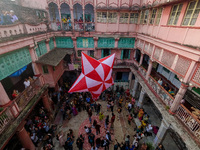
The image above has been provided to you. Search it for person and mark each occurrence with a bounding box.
[62,16,67,29]
[24,78,30,88]
[158,78,163,86]
[3,11,12,25]
[140,142,147,150]
[76,134,84,150]
[84,126,90,134]
[88,108,92,123]
[29,76,34,83]
[86,96,91,103]
[110,113,115,130]
[0,10,5,25]
[88,132,95,147]
[95,123,101,135]
[56,19,61,30]
[96,137,101,148]
[114,139,120,150]
[119,96,123,107]
[102,137,109,150]
[10,10,18,23]
[57,132,65,146]
[12,89,19,99]
[145,123,153,136]
[78,17,83,29]
[99,112,104,122]
[138,108,144,121]
[67,17,72,30]
[128,114,133,125]
[96,103,101,115]
[163,83,169,91]
[117,106,122,120]
[168,88,175,96]
[72,105,78,116]
[105,115,109,129]
[155,143,165,150]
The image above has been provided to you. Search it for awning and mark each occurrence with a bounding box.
[36,48,74,66]
[9,65,27,77]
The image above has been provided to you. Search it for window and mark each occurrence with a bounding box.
[155,8,163,25]
[52,66,56,71]
[119,13,129,23]
[163,67,170,73]
[182,0,200,26]
[115,72,129,82]
[149,9,157,24]
[130,13,139,24]
[87,50,94,57]
[168,4,183,25]
[77,50,82,57]
[121,49,130,59]
[97,12,107,23]
[108,12,117,23]
[140,10,149,24]
[102,49,111,57]
[42,65,49,74]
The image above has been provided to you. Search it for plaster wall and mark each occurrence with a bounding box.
[20,0,48,10]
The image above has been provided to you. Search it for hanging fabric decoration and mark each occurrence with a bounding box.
[68,52,115,99]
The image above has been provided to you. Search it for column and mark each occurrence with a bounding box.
[42,92,52,113]
[139,52,144,66]
[83,9,85,31]
[29,44,38,62]
[0,82,19,117]
[132,78,139,97]
[45,39,50,52]
[16,126,35,150]
[53,37,57,47]
[70,8,74,30]
[153,119,169,147]
[94,8,97,31]
[145,59,153,80]
[128,72,133,89]
[117,12,120,32]
[137,88,145,108]
[72,37,76,63]
[58,7,63,29]
[115,38,119,48]
[169,83,188,114]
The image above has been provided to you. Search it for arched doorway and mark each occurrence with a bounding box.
[73,3,83,31]
[84,4,95,31]
[48,2,60,21]
[135,49,141,63]
[60,3,71,31]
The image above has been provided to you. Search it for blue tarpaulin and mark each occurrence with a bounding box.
[10,65,27,77]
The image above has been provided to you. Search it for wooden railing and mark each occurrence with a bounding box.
[15,77,42,111]
[176,104,200,141]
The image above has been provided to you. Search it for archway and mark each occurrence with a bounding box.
[60,3,71,30]
[48,2,59,21]
[73,3,83,31]
[84,4,95,31]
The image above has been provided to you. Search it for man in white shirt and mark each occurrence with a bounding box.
[24,78,30,88]
[10,10,18,23]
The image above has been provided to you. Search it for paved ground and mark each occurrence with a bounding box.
[37,99,180,150]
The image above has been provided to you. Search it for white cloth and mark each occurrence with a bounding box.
[158,79,163,86]
[11,15,18,22]
[146,124,153,132]
[85,128,89,133]
[24,80,30,88]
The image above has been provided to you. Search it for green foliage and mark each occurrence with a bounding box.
[146,142,154,150]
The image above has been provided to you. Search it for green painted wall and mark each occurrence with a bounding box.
[56,37,73,48]
[49,38,55,50]
[36,41,47,57]
[98,37,115,48]
[118,38,135,48]
[0,47,32,80]
[77,37,94,48]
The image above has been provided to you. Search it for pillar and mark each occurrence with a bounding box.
[42,92,52,113]
[137,88,145,108]
[29,44,38,62]
[132,78,139,97]
[16,126,35,150]
[169,83,188,114]
[128,72,133,89]
[70,8,74,30]
[139,53,144,66]
[94,8,97,30]
[145,59,153,80]
[0,82,19,117]
[153,119,169,147]
[83,9,85,30]
[58,7,63,29]
[45,39,50,52]
[53,37,57,47]
[115,38,119,48]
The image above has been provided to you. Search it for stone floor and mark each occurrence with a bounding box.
[38,99,181,150]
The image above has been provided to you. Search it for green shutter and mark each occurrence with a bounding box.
[121,50,124,59]
[109,50,111,55]
[128,50,130,59]
[56,37,73,48]
[98,38,115,48]
[36,41,47,58]
[0,47,32,80]
[101,50,104,58]
[118,38,135,48]
[49,38,54,50]
[77,37,94,48]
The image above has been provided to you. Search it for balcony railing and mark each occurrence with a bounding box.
[147,76,174,107]
[85,22,95,31]
[140,66,147,77]
[0,22,47,41]
[15,77,42,111]
[0,76,43,133]
[176,104,200,142]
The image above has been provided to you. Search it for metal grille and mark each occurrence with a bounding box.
[153,47,161,60]
[174,56,191,76]
[192,64,200,84]
[161,50,175,68]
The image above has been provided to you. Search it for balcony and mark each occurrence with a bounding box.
[0,76,48,148]
[0,22,47,43]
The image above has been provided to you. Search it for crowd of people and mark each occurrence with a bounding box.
[0,10,18,25]
[21,78,165,150]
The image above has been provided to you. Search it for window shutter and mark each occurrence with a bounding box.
[121,50,124,59]
[101,50,104,58]
[128,50,131,59]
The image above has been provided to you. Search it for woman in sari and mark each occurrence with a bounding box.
[72,105,78,116]
[138,108,144,121]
